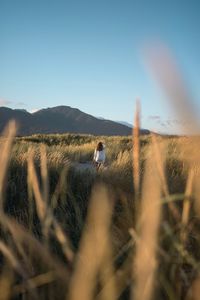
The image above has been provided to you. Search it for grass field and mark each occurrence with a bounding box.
[0,121,200,300]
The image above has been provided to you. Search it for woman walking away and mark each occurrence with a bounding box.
[93,142,106,171]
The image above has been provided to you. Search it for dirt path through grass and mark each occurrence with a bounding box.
[74,161,95,171]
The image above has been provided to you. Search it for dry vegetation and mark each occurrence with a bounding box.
[0,119,200,300]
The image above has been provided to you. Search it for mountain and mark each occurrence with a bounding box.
[0,106,150,136]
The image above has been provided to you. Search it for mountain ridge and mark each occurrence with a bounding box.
[0,106,150,136]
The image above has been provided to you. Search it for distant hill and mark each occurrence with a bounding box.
[116,121,133,128]
[98,118,133,128]
[0,106,150,136]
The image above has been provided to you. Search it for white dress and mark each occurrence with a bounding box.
[93,148,106,163]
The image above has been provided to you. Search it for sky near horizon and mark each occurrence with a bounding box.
[0,0,200,133]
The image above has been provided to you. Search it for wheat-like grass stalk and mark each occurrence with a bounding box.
[13,271,56,295]
[132,143,162,300]
[185,276,200,300]
[145,45,198,134]
[68,183,114,300]
[27,150,46,221]
[152,133,180,221]
[40,144,49,205]
[96,236,117,300]
[132,99,141,201]
[0,239,38,299]
[181,168,195,242]
[0,267,13,300]
[0,213,70,281]
[0,240,27,279]
[27,149,74,263]
[0,121,16,210]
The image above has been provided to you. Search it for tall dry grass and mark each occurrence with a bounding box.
[0,120,200,300]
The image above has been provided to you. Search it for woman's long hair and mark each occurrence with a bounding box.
[96,142,103,151]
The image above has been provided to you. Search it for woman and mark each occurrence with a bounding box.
[93,142,106,171]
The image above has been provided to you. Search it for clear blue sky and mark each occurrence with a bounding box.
[0,0,200,133]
